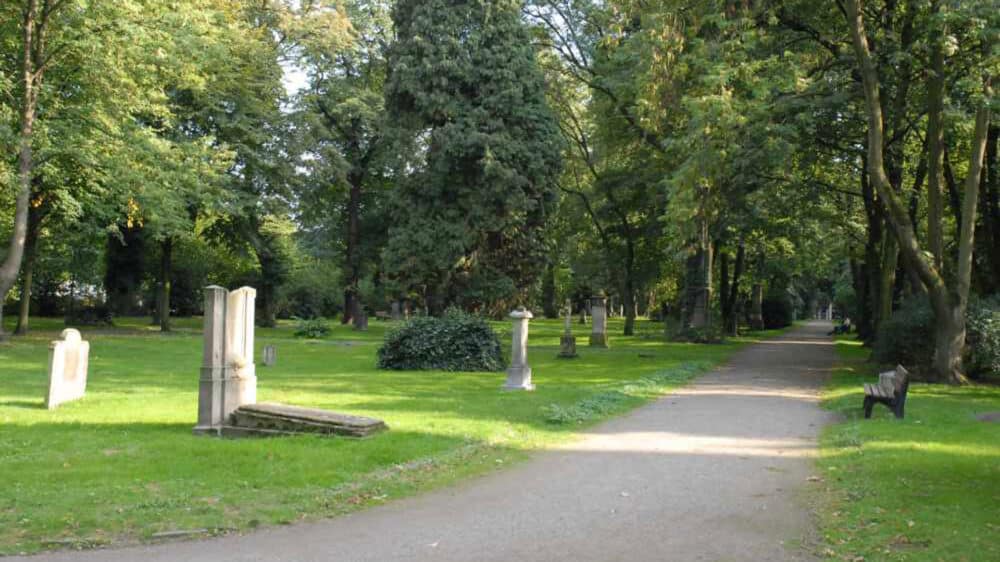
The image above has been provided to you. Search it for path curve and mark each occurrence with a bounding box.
[18,321,837,562]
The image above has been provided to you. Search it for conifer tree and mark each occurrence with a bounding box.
[384,0,562,313]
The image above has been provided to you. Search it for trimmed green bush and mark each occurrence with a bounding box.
[873,296,999,379]
[376,309,506,371]
[293,317,331,339]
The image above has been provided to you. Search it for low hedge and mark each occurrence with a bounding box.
[376,309,506,372]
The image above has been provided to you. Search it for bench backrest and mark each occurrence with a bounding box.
[893,364,910,399]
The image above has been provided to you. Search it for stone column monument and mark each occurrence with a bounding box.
[195,286,258,435]
[589,294,609,348]
[503,308,535,391]
[558,300,578,359]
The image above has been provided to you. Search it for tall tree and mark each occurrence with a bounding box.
[384,0,562,314]
[844,0,994,383]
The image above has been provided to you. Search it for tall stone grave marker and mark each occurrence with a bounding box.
[262,345,277,367]
[195,286,257,435]
[46,329,90,409]
[503,308,535,391]
[558,300,578,359]
[390,301,402,321]
[589,294,609,348]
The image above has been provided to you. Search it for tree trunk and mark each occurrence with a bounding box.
[156,238,173,332]
[926,0,946,269]
[749,283,764,330]
[0,0,41,340]
[541,262,557,318]
[845,0,992,383]
[342,170,363,324]
[13,210,41,335]
[978,125,1000,294]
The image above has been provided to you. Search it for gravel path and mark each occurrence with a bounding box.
[18,321,836,562]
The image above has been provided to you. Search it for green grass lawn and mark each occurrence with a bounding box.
[816,339,1000,562]
[0,315,778,554]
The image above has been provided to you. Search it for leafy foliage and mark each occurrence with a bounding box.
[762,290,795,330]
[376,309,506,371]
[874,297,999,379]
[383,0,562,313]
[293,318,332,339]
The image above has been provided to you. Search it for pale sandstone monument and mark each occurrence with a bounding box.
[558,300,578,359]
[196,286,257,434]
[503,308,535,391]
[589,294,609,348]
[196,285,385,438]
[45,328,90,409]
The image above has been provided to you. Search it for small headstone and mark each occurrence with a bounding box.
[503,308,535,391]
[589,294,609,348]
[262,345,276,367]
[390,301,402,321]
[558,300,577,359]
[46,328,90,409]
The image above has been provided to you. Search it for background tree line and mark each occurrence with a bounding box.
[1,0,996,381]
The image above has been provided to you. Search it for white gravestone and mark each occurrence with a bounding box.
[589,295,609,348]
[503,309,535,391]
[46,329,90,409]
[195,286,257,435]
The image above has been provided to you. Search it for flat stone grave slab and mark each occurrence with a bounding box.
[225,402,387,438]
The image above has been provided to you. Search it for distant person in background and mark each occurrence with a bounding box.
[829,316,852,335]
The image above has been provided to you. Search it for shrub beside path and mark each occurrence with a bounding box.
[19,322,836,562]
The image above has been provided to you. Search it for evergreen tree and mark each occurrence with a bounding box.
[384,0,562,314]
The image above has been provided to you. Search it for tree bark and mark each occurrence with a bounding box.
[926,0,946,269]
[13,200,43,335]
[156,238,173,332]
[341,170,363,324]
[0,0,41,339]
[845,0,992,383]
[542,262,558,319]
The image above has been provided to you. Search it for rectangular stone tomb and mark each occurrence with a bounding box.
[223,403,388,438]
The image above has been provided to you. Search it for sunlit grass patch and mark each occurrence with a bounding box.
[0,316,753,554]
[816,339,1000,561]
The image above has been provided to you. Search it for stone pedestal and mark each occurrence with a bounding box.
[589,295,609,348]
[195,286,257,435]
[503,309,535,391]
[46,329,90,409]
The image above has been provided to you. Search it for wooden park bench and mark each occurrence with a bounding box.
[374,311,390,321]
[863,364,910,419]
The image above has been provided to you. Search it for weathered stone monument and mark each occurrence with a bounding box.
[390,301,402,321]
[196,285,386,438]
[262,345,277,367]
[196,286,257,434]
[503,308,535,391]
[558,300,578,359]
[46,328,90,409]
[589,294,609,348]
